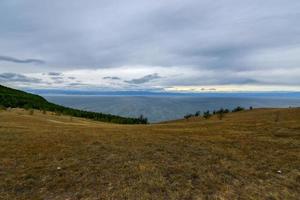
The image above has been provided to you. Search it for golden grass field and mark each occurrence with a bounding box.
[0,108,299,199]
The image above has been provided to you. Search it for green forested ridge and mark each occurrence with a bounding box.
[0,85,147,124]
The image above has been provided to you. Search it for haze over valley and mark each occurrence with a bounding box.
[45,94,300,122]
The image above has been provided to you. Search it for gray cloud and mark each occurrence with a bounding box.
[0,73,42,83]
[68,82,89,86]
[50,76,63,81]
[103,76,121,80]
[0,55,44,64]
[0,0,300,89]
[48,72,62,76]
[53,80,64,84]
[125,73,161,84]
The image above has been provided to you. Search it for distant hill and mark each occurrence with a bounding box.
[0,84,147,124]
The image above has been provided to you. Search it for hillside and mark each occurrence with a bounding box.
[0,85,147,124]
[0,107,299,199]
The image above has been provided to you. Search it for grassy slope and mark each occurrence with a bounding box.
[0,108,299,199]
[0,85,147,124]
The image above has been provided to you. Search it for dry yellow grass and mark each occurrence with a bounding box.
[0,108,299,199]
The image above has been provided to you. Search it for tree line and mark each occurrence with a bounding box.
[184,106,252,120]
[0,85,148,124]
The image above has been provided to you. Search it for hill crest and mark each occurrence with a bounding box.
[0,84,147,124]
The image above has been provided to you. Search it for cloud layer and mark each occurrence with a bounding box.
[125,73,161,84]
[0,0,300,91]
[0,73,41,83]
[0,55,44,64]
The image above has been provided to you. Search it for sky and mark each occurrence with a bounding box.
[0,0,300,92]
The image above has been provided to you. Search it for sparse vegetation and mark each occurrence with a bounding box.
[138,114,148,124]
[0,108,299,199]
[232,106,245,112]
[0,85,298,199]
[184,111,201,120]
[215,108,229,120]
[218,111,224,120]
[203,110,211,119]
[29,109,34,115]
[184,107,249,120]
[195,111,201,117]
[0,104,5,111]
[184,113,193,119]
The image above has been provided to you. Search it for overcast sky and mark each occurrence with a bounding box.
[0,0,300,92]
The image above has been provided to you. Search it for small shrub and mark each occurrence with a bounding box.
[218,112,224,120]
[203,111,211,119]
[0,105,5,111]
[216,108,227,120]
[224,109,230,113]
[232,106,245,112]
[138,115,148,124]
[24,104,32,110]
[184,114,193,119]
[29,109,34,115]
[194,111,201,117]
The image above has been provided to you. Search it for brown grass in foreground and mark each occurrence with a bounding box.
[0,108,299,199]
